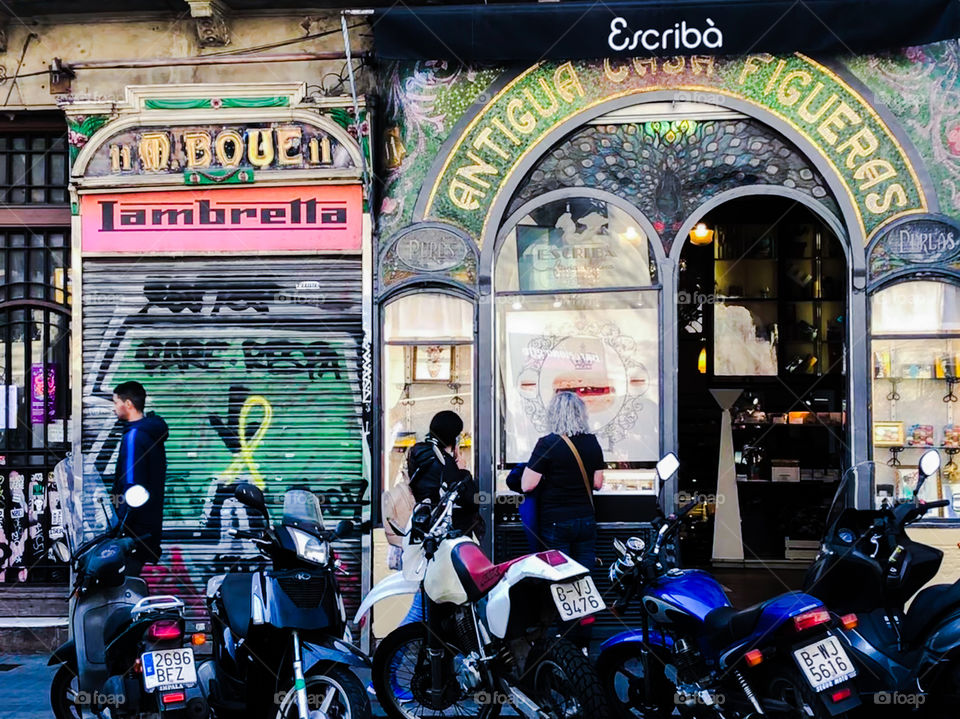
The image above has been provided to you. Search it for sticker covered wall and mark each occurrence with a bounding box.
[80,257,366,619]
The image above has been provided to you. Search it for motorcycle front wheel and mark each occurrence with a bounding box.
[372,622,501,719]
[597,644,673,719]
[50,663,83,719]
[528,639,611,719]
[274,664,371,719]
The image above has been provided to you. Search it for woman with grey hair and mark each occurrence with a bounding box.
[521,391,604,646]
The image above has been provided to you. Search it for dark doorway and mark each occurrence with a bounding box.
[677,196,848,566]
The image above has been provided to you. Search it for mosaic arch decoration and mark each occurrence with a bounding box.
[508,118,841,254]
[415,54,930,245]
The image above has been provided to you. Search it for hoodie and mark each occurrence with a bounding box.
[113,412,169,561]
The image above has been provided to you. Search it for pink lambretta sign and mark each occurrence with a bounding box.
[80,185,362,253]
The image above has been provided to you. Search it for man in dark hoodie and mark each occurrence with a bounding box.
[407,410,483,539]
[111,380,168,574]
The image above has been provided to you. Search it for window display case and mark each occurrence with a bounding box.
[381,293,474,492]
[870,280,960,518]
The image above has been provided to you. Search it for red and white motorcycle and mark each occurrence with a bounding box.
[356,478,610,719]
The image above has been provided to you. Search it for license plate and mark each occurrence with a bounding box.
[793,634,856,692]
[550,576,605,620]
[141,648,197,692]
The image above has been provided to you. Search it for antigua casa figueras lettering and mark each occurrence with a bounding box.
[97,197,347,231]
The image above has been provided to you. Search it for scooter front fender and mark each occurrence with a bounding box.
[48,638,76,667]
[303,637,372,670]
[353,572,419,623]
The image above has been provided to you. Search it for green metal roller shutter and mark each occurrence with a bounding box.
[79,256,366,626]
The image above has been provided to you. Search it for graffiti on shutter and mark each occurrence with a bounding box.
[80,257,366,623]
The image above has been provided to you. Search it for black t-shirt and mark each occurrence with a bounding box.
[527,433,604,523]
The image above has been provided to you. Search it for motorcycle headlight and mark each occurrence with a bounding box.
[289,528,329,565]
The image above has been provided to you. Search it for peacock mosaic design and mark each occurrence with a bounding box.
[507,118,840,254]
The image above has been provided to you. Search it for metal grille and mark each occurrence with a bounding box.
[0,134,68,204]
[0,229,70,584]
[494,522,674,639]
[80,257,366,625]
[276,574,330,609]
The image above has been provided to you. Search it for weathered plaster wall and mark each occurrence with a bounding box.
[0,11,371,109]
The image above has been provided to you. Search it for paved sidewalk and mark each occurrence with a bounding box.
[0,654,58,719]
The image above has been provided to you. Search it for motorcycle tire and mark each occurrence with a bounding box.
[597,644,674,719]
[767,667,847,719]
[372,621,501,719]
[274,663,371,719]
[528,639,611,719]
[50,663,83,719]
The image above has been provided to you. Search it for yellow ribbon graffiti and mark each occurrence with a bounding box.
[222,395,273,489]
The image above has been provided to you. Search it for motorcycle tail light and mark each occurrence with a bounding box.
[831,688,852,703]
[841,614,858,630]
[161,691,186,705]
[792,609,830,633]
[147,619,182,641]
[579,616,596,626]
[744,649,763,667]
[535,550,568,566]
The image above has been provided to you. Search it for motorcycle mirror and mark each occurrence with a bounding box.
[656,452,680,481]
[613,538,627,557]
[335,519,355,539]
[52,541,70,563]
[124,484,150,509]
[234,482,268,517]
[918,450,941,484]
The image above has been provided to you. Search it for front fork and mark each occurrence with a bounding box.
[291,630,311,719]
[424,591,447,705]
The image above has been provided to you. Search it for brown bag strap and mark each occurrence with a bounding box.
[560,434,594,509]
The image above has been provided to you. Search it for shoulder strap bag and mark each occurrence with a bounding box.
[560,434,594,510]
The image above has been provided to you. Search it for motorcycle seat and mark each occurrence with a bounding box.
[903,580,960,644]
[450,542,524,602]
[217,573,253,639]
[704,601,769,648]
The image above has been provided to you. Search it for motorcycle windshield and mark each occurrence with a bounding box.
[53,457,116,552]
[282,488,325,530]
[825,463,874,534]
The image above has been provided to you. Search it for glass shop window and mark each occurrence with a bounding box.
[870,280,960,517]
[495,197,661,497]
[382,293,474,492]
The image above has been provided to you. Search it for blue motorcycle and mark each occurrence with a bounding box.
[597,454,861,718]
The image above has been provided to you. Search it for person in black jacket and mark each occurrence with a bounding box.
[407,410,483,539]
[111,380,168,575]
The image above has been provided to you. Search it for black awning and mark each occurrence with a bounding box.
[372,0,960,62]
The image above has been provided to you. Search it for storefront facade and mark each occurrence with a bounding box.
[64,81,372,629]
[373,42,960,592]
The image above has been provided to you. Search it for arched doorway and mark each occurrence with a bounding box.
[676,196,849,567]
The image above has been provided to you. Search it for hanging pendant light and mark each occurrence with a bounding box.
[689,222,714,246]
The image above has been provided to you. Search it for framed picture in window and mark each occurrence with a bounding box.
[873,421,905,447]
[413,345,453,382]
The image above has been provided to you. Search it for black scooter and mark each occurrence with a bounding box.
[805,450,960,715]
[197,482,371,719]
[48,459,208,718]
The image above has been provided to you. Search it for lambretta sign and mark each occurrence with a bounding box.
[80,186,362,253]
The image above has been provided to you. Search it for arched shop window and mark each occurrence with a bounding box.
[494,196,661,497]
[381,292,475,492]
[871,279,960,517]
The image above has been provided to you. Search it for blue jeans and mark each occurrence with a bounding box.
[540,515,597,570]
[401,589,424,625]
[540,515,597,648]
